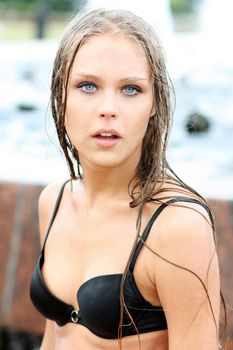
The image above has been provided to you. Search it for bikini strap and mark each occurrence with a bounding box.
[128,197,213,273]
[41,179,71,254]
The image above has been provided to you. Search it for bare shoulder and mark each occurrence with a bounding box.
[152,181,213,244]
[38,181,65,215]
[151,198,215,269]
[38,181,68,246]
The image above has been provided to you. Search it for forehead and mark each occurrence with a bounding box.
[70,33,151,78]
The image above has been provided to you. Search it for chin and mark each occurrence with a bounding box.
[82,153,127,170]
[93,158,123,169]
[79,147,140,172]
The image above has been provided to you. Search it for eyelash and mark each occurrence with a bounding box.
[76,82,142,96]
[77,82,97,93]
[123,85,142,95]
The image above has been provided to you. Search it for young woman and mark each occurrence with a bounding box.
[30,8,222,350]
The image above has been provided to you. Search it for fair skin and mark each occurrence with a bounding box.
[39,33,220,349]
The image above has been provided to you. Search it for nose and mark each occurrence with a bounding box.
[98,91,118,119]
[100,111,116,118]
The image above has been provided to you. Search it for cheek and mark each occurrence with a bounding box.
[65,92,94,127]
[64,100,81,146]
[65,95,83,132]
[127,102,152,137]
[125,117,149,151]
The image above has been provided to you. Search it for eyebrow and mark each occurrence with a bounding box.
[72,73,149,82]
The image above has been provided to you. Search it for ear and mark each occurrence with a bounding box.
[150,104,156,117]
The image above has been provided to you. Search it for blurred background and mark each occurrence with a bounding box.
[0,0,233,197]
[0,0,232,349]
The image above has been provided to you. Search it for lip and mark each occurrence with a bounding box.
[91,128,122,148]
[91,128,122,138]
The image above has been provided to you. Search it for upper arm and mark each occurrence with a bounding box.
[40,320,55,350]
[153,204,220,349]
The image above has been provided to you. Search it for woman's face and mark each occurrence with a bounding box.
[65,33,154,171]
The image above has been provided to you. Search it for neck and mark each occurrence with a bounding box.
[75,160,138,209]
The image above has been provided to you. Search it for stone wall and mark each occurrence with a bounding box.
[0,182,44,335]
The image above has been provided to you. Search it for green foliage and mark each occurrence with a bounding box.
[0,0,88,14]
[51,0,88,12]
[170,0,194,14]
[0,0,36,12]
[50,0,74,12]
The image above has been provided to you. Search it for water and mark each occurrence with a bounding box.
[0,1,233,199]
[0,40,67,184]
[167,0,233,198]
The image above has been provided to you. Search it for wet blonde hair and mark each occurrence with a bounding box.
[50,8,226,349]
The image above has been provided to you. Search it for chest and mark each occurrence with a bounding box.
[42,203,161,310]
[49,205,137,266]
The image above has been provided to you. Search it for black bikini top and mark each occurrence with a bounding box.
[30,180,212,339]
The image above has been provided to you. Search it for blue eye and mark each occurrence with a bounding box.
[78,82,97,93]
[123,85,141,95]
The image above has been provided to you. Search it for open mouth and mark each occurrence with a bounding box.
[95,133,119,140]
[92,130,121,147]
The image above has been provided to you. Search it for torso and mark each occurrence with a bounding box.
[42,181,164,310]
[39,180,168,348]
[54,324,168,350]
[36,179,210,349]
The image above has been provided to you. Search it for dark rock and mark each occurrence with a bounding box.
[16,103,37,112]
[185,112,210,134]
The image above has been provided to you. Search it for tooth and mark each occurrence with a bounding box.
[100,133,112,137]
